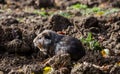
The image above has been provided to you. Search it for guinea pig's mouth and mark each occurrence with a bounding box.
[33,38,47,55]
[37,44,47,52]
[33,40,46,52]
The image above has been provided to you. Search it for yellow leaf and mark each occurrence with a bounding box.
[43,66,54,74]
[31,72,35,74]
[17,69,23,72]
[95,11,104,17]
[116,62,120,66]
[101,49,110,58]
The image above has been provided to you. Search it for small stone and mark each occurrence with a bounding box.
[0,71,4,74]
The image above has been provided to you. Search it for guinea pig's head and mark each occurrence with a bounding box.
[33,30,58,52]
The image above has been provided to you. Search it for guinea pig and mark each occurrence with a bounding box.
[33,30,85,61]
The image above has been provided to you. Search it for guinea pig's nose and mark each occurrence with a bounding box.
[33,41,37,47]
[34,38,43,46]
[33,38,39,47]
[38,39,43,44]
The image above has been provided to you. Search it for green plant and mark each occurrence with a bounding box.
[91,7,101,12]
[68,3,120,16]
[104,8,120,15]
[17,17,24,22]
[80,32,102,50]
[84,7,103,15]
[33,10,47,16]
[69,3,88,9]
[58,11,72,18]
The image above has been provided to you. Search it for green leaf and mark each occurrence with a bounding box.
[80,37,86,43]
[33,9,47,17]
[80,32,102,50]
[86,32,92,41]
[94,41,100,46]
[58,11,72,18]
[91,7,101,12]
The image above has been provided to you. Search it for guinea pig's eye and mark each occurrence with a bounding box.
[44,34,51,39]
[38,37,41,39]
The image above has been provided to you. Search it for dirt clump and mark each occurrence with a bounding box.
[71,62,104,74]
[1,17,19,26]
[5,39,31,54]
[48,14,73,31]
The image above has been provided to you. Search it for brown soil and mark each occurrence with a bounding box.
[0,0,120,74]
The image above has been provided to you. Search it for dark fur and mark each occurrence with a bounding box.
[33,30,85,60]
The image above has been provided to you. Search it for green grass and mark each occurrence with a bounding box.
[68,3,120,16]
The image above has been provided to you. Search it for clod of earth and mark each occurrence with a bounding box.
[49,14,73,31]
[5,39,31,54]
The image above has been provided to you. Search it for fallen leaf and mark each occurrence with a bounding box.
[101,49,110,58]
[57,31,66,35]
[43,66,54,74]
